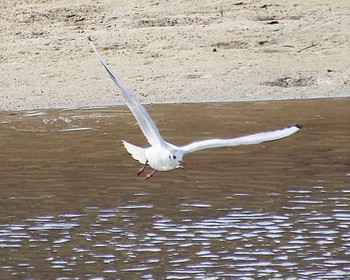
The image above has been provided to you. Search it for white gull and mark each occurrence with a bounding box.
[89,38,300,180]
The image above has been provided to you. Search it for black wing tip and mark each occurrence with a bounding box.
[87,36,92,42]
[287,124,302,129]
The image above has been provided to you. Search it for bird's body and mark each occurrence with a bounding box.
[89,38,300,179]
[144,144,180,171]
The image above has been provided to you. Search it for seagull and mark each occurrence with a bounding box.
[88,38,301,180]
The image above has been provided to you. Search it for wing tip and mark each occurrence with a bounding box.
[288,124,302,130]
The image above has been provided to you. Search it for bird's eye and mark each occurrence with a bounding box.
[173,155,177,159]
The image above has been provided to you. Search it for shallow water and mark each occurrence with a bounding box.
[0,98,349,279]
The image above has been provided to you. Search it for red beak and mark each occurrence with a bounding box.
[179,160,185,168]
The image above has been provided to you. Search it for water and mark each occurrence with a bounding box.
[0,98,349,279]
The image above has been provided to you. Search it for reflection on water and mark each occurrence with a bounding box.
[0,98,349,279]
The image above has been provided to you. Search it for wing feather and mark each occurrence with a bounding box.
[89,38,164,146]
[180,125,301,154]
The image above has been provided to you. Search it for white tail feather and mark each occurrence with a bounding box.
[122,140,147,164]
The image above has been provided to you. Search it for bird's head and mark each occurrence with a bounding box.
[169,150,185,168]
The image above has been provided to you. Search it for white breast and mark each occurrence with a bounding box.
[145,146,177,171]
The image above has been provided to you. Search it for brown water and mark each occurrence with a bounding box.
[0,98,349,279]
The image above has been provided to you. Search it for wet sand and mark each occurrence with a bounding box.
[1,0,350,110]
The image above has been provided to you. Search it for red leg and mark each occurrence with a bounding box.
[137,161,148,176]
[145,170,157,180]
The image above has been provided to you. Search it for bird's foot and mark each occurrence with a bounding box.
[145,170,157,181]
[137,167,144,176]
[137,161,148,176]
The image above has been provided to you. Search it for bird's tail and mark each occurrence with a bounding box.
[122,140,147,164]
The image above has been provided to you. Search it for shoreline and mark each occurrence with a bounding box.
[6,95,350,113]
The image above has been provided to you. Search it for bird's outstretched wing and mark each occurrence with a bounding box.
[89,38,164,147]
[180,125,300,154]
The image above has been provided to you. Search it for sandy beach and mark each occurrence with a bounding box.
[1,0,349,110]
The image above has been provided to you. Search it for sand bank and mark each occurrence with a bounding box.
[1,0,349,110]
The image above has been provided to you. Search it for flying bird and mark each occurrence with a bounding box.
[88,38,300,180]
